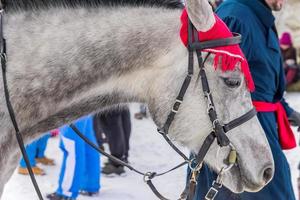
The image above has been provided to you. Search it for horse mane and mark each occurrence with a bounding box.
[3,0,184,12]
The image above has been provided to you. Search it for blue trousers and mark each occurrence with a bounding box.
[189,112,295,200]
[19,133,51,168]
[56,115,101,199]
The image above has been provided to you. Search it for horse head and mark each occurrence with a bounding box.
[148,0,274,193]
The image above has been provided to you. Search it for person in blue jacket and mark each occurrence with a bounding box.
[190,0,300,199]
[47,115,100,200]
[18,132,53,175]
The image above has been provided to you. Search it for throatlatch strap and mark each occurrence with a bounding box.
[159,130,189,161]
[162,74,192,134]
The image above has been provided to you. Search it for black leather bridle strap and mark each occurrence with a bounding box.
[194,132,216,164]
[162,74,192,135]
[157,17,197,162]
[159,129,189,160]
[188,33,242,51]
[0,5,44,200]
[191,22,230,148]
[223,108,257,133]
[182,21,258,200]
[146,180,170,200]
[1,48,44,200]
[192,109,257,172]
[194,109,257,164]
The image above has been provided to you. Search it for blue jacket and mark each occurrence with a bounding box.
[188,1,296,200]
[216,0,293,115]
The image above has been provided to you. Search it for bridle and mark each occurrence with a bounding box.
[0,3,256,200]
[155,19,257,200]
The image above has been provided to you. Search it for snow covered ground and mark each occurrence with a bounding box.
[2,92,300,200]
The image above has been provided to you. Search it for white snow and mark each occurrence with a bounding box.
[2,93,300,200]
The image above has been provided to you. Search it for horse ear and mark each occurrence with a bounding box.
[185,0,215,32]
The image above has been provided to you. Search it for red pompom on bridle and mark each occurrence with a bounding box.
[180,8,255,91]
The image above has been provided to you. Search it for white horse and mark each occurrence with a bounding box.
[0,0,274,197]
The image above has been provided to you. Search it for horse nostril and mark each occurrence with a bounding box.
[263,167,273,183]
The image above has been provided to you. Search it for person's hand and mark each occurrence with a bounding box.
[288,111,300,132]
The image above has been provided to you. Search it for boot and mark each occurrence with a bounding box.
[18,166,45,175]
[102,162,125,175]
[134,112,144,120]
[79,190,99,197]
[36,157,55,165]
[47,193,75,200]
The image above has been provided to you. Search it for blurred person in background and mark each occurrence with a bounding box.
[188,0,300,199]
[18,132,54,175]
[280,32,299,86]
[47,115,100,200]
[97,106,131,176]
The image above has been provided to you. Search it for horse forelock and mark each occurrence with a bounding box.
[3,0,184,12]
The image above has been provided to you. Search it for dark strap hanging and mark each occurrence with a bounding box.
[69,123,187,200]
[0,4,44,200]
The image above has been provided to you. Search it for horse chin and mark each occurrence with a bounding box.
[221,165,245,193]
[222,163,267,194]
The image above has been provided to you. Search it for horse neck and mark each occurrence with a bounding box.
[2,7,188,134]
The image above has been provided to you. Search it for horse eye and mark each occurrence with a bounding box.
[222,77,241,88]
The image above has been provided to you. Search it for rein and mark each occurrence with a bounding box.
[0,4,44,200]
[0,3,256,200]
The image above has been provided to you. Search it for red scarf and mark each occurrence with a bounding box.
[253,101,296,150]
[180,8,255,91]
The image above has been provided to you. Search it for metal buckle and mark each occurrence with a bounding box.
[205,167,224,199]
[205,186,219,200]
[206,105,214,114]
[204,91,213,105]
[212,119,219,129]
[157,128,165,135]
[0,52,6,61]
[204,92,215,113]
[188,158,203,172]
[143,172,155,182]
[216,168,224,186]
[205,180,222,200]
[171,99,183,113]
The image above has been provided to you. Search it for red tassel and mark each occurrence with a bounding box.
[180,8,255,92]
